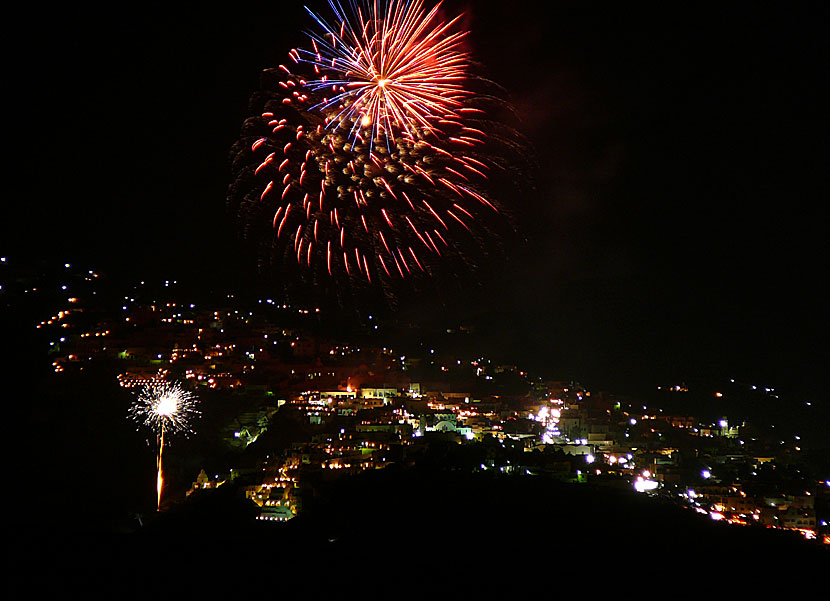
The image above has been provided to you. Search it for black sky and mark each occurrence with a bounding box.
[5,1,828,398]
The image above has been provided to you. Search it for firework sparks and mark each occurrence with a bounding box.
[129,381,200,436]
[229,0,527,293]
[300,0,471,143]
[129,381,200,510]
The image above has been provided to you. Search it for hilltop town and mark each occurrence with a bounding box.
[7,258,829,547]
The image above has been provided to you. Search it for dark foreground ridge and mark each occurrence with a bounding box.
[20,467,826,598]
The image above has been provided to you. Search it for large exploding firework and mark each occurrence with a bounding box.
[129,381,200,510]
[229,0,528,296]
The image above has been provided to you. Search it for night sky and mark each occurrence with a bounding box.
[5,1,828,399]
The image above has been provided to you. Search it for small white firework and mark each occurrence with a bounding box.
[128,381,200,437]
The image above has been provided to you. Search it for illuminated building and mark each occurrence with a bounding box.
[117,368,168,388]
[257,501,295,522]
